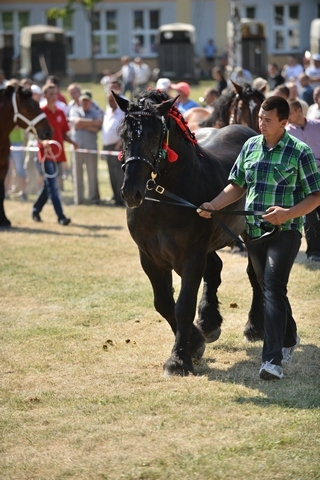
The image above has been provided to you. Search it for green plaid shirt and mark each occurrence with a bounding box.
[229,131,320,238]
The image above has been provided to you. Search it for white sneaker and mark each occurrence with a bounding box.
[259,361,284,380]
[282,335,300,365]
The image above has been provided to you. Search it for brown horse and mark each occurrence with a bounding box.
[0,85,52,227]
[190,82,265,133]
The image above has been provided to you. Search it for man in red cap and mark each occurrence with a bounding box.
[170,81,199,113]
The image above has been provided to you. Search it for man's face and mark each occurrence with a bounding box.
[258,107,286,137]
[81,98,92,111]
[288,107,300,124]
[68,87,80,100]
[314,91,320,106]
[44,87,58,103]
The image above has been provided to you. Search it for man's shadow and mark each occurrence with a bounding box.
[194,341,320,409]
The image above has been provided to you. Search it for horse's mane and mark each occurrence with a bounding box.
[0,84,16,98]
[0,84,32,99]
[118,88,196,143]
[199,84,265,128]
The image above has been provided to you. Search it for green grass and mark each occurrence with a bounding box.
[1,166,320,479]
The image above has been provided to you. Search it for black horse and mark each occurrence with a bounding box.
[114,89,264,376]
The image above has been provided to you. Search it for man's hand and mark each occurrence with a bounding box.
[196,202,215,218]
[262,206,290,225]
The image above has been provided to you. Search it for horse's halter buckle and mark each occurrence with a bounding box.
[12,90,47,135]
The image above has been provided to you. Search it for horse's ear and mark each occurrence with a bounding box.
[156,95,179,117]
[230,80,243,95]
[112,90,129,113]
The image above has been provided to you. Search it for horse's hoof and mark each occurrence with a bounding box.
[243,327,264,342]
[191,341,206,360]
[0,218,11,229]
[204,327,221,343]
[163,354,193,377]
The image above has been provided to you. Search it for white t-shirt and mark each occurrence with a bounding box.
[102,107,125,145]
[307,103,320,120]
[305,66,320,88]
[283,64,304,82]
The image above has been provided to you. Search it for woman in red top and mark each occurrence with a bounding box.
[32,83,78,225]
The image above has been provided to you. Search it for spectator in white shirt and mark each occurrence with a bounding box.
[307,86,320,120]
[133,57,151,93]
[101,92,125,206]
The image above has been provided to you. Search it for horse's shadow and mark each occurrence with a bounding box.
[1,224,123,238]
[194,342,320,409]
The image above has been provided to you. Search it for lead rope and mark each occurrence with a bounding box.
[40,140,62,179]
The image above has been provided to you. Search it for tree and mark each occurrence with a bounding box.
[48,0,101,82]
[229,0,242,70]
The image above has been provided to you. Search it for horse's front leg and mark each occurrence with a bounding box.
[196,252,223,343]
[0,177,11,228]
[140,250,176,331]
[163,258,206,377]
[0,148,11,228]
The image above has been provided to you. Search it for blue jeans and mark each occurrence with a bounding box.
[32,160,65,220]
[245,230,301,365]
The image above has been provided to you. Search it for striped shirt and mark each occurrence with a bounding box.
[285,119,320,170]
[229,131,320,238]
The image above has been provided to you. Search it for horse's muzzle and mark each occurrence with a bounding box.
[121,188,144,208]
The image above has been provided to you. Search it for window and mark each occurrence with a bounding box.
[0,10,30,59]
[131,9,160,55]
[92,10,119,57]
[273,4,300,52]
[245,7,256,19]
[46,12,75,56]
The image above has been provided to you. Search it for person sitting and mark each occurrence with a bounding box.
[170,82,199,113]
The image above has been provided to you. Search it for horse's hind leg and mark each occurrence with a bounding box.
[243,255,264,341]
[196,252,223,343]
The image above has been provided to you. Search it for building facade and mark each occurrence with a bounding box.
[0,0,319,80]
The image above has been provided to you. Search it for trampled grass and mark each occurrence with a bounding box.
[1,175,320,480]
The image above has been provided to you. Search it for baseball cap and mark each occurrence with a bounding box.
[79,89,92,101]
[31,84,42,95]
[171,82,190,96]
[156,78,171,90]
[312,53,320,61]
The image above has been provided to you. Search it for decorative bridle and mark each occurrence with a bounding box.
[12,90,47,135]
[119,101,198,181]
[120,109,168,176]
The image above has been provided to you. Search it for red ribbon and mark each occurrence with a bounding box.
[162,141,178,162]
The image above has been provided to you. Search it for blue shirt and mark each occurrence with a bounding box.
[176,99,199,114]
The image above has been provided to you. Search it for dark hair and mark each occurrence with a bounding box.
[288,99,302,111]
[261,95,290,121]
[46,75,60,86]
[274,84,290,99]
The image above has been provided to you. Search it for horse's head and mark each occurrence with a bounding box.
[113,90,178,208]
[229,81,265,133]
[14,86,52,140]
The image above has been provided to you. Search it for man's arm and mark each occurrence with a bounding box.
[63,132,78,149]
[262,192,320,225]
[74,118,103,130]
[197,183,247,218]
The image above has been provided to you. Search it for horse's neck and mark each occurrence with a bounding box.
[0,100,15,137]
